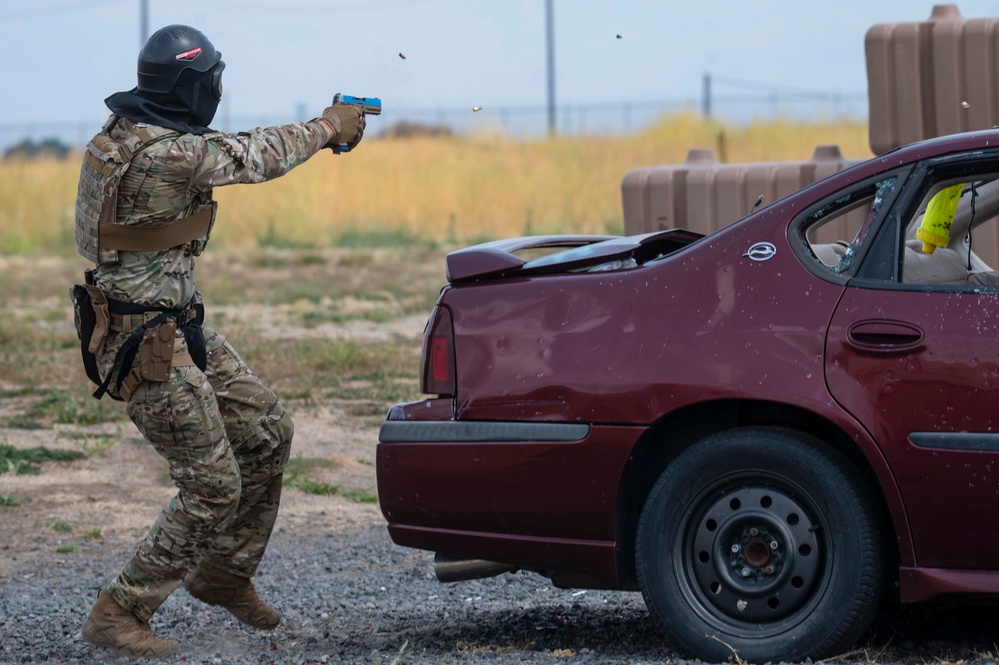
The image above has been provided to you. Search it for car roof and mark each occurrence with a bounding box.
[873,128,999,166]
[761,128,999,218]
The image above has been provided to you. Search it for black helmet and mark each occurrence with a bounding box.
[137,24,224,96]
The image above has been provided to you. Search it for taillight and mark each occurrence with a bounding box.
[431,337,450,383]
[421,306,456,396]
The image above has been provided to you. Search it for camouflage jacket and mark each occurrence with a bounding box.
[92,116,333,309]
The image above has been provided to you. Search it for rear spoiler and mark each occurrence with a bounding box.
[445,229,704,282]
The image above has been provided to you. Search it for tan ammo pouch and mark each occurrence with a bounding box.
[74,285,111,357]
[70,279,111,390]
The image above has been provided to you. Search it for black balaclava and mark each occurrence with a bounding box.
[105,63,223,135]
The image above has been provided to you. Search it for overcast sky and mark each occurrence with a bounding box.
[2,0,998,134]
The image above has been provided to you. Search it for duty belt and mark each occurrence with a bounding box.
[93,298,207,400]
[110,308,199,333]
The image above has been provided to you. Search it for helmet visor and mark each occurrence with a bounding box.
[211,58,225,100]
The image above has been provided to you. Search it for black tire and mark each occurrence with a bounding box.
[635,427,885,663]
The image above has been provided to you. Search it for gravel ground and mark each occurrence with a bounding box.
[4,410,999,665]
[5,500,999,665]
[0,502,664,665]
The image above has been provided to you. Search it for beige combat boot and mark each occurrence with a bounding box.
[184,563,280,629]
[82,589,180,660]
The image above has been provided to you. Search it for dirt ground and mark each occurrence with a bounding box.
[0,398,385,571]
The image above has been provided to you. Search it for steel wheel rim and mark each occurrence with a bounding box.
[673,472,831,637]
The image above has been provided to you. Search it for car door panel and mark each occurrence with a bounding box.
[827,289,999,569]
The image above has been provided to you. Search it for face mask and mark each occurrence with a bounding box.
[188,73,221,128]
[169,64,222,128]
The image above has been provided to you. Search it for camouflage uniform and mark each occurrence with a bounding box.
[90,115,333,622]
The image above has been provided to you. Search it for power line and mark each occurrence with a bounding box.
[710,74,850,98]
[198,0,447,13]
[0,0,441,24]
[0,0,129,23]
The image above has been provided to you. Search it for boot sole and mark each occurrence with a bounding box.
[82,620,180,660]
[188,588,280,629]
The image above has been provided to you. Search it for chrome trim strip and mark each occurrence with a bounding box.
[379,421,591,443]
[910,432,999,452]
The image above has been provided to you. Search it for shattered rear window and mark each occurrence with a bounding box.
[801,176,898,275]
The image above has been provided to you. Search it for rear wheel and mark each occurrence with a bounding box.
[635,427,885,663]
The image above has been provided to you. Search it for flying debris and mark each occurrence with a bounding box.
[472,106,482,112]
[399,53,407,59]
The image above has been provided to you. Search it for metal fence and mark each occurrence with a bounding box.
[0,91,868,156]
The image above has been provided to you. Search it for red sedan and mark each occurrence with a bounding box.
[377,128,999,662]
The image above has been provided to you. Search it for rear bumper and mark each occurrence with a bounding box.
[376,404,644,585]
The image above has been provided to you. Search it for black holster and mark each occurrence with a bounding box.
[70,281,104,390]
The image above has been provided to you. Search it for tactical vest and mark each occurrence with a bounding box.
[75,116,216,264]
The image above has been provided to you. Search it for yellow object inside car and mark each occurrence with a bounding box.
[916,183,964,253]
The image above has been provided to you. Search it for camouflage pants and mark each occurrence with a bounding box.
[103,326,293,622]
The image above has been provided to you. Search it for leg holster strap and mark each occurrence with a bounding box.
[118,350,197,402]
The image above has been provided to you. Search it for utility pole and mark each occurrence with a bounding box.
[702,72,712,120]
[221,95,230,133]
[139,0,149,46]
[545,0,556,136]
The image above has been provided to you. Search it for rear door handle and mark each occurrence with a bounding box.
[846,320,924,353]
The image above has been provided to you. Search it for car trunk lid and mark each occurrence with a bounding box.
[445,229,703,282]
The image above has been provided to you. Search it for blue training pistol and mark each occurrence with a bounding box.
[330,93,381,154]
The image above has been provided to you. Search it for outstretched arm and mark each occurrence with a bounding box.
[187,119,335,191]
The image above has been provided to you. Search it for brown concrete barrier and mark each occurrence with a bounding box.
[866,4,999,155]
[621,146,863,240]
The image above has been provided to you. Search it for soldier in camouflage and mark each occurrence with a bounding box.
[76,25,366,660]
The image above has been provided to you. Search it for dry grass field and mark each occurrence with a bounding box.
[0,114,871,254]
